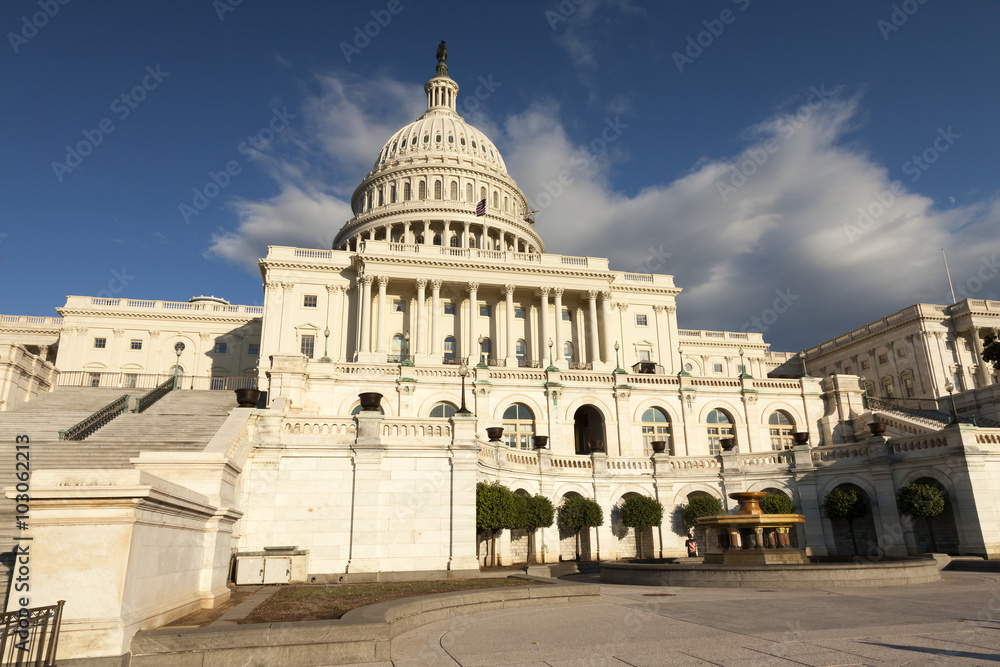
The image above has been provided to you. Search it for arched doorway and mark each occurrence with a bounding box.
[907,477,960,554]
[573,405,606,455]
[557,492,592,561]
[826,483,878,556]
[612,492,655,559]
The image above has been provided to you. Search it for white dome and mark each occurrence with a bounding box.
[374,109,507,174]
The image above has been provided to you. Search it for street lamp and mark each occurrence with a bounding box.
[477,335,487,368]
[944,380,960,425]
[546,338,557,372]
[613,341,626,374]
[402,332,413,366]
[738,347,749,379]
[320,327,332,363]
[799,350,812,378]
[173,342,185,390]
[456,362,472,415]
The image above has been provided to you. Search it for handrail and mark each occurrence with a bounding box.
[133,377,175,414]
[0,600,65,666]
[58,394,130,441]
[865,395,951,424]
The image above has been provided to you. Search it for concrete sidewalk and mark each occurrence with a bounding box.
[369,571,1000,666]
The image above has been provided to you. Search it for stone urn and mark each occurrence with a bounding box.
[234,387,261,408]
[532,435,549,449]
[720,437,737,452]
[792,432,809,446]
[486,426,504,443]
[590,440,606,453]
[358,392,383,412]
[868,421,887,436]
[650,440,668,454]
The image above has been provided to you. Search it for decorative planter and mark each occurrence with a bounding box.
[358,392,383,412]
[868,421,887,436]
[792,432,809,446]
[720,437,737,452]
[532,435,548,449]
[234,387,261,408]
[650,440,668,454]
[590,440,606,453]
[486,426,504,442]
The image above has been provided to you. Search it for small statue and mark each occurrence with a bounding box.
[436,41,448,63]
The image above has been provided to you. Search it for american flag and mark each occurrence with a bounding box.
[475,199,486,216]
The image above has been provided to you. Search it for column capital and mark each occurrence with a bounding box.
[149,330,160,339]
[551,287,564,298]
[468,281,480,292]
[503,283,516,296]
[430,279,443,291]
[538,287,551,297]
[200,332,213,342]
[280,281,295,292]
[326,284,341,294]
[600,290,612,301]
[587,289,599,301]
[377,275,389,288]
[416,278,428,289]
[265,281,281,291]
[112,328,125,337]
[361,275,374,287]
[615,302,629,312]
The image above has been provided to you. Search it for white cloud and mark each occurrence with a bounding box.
[206,72,1000,350]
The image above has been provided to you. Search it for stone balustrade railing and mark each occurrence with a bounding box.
[668,456,720,470]
[380,419,451,439]
[61,296,263,316]
[739,453,792,467]
[606,458,653,473]
[811,443,871,464]
[281,419,356,438]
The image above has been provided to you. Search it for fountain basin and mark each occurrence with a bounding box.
[697,492,808,565]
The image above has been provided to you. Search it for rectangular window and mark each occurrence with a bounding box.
[964,341,973,352]
[94,337,107,349]
[89,372,101,387]
[897,347,906,358]
[844,365,851,374]
[303,295,317,308]
[514,307,525,319]
[214,342,228,354]
[301,335,315,359]
[861,360,870,370]
[444,303,456,315]
[130,339,142,350]
[393,299,405,312]
[903,377,915,398]
[480,304,491,317]
[562,310,571,321]
[124,374,138,388]
[878,353,888,365]
[713,363,723,373]
[945,340,954,351]
[638,350,651,361]
[635,314,648,326]
[248,343,260,355]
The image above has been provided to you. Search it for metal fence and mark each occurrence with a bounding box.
[58,394,130,441]
[0,600,64,667]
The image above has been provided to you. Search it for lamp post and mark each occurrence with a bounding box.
[402,332,413,366]
[546,337,557,372]
[945,380,960,424]
[320,327,331,363]
[613,341,626,374]
[173,342,185,390]
[738,347,749,379]
[477,335,487,368]
[456,362,472,415]
[799,350,812,378]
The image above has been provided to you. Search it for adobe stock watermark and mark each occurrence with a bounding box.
[51,65,170,182]
[953,255,1000,303]
[96,267,135,299]
[672,0,751,73]
[213,0,242,21]
[7,0,70,54]
[741,288,799,334]
[715,85,834,202]
[527,116,628,212]
[632,245,672,274]
[544,0,587,30]
[877,0,929,41]
[179,107,296,224]
[340,0,410,64]
[842,126,959,243]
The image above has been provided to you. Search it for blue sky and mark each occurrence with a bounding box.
[3,0,998,351]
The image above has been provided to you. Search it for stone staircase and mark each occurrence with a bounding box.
[0,388,238,603]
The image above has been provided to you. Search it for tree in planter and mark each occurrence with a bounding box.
[620,495,664,559]
[760,492,795,515]
[476,481,515,567]
[983,332,1000,374]
[823,486,871,555]
[897,483,946,552]
[681,495,723,532]
[520,494,555,564]
[559,495,604,561]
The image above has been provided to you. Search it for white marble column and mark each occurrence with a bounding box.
[375,276,389,355]
[504,284,517,365]
[601,291,614,364]
[279,281,295,352]
[359,276,373,354]
[970,329,992,386]
[431,279,442,357]
[587,290,601,364]
[404,221,411,244]
[539,288,551,364]
[552,288,565,368]
[468,282,479,364]
[415,278,427,356]
[463,222,471,249]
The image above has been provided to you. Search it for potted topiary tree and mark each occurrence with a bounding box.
[476,481,515,567]
[823,486,871,555]
[897,483,946,552]
[520,494,555,564]
[559,496,604,561]
[760,492,795,515]
[620,495,664,559]
[681,495,723,533]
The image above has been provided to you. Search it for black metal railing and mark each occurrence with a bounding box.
[865,396,951,424]
[518,359,542,368]
[567,362,593,370]
[0,600,64,667]
[133,377,175,414]
[970,415,1000,429]
[58,394,130,441]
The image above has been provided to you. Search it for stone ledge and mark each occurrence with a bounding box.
[129,578,599,666]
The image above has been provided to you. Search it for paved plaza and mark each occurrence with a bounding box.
[368,571,1000,666]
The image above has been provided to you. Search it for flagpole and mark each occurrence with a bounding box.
[942,248,957,304]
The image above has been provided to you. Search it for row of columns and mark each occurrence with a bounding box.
[355,277,619,367]
[343,220,538,255]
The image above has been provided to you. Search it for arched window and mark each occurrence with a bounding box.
[479,337,492,364]
[433,234,442,246]
[706,409,733,456]
[881,376,895,398]
[480,186,486,202]
[351,403,383,415]
[768,411,795,451]
[418,181,426,200]
[434,180,442,199]
[493,191,499,208]
[466,183,473,202]
[443,336,456,362]
[504,195,509,212]
[515,339,527,365]
[641,407,671,455]
[503,403,534,449]
[430,402,457,418]
[391,334,405,362]
[450,235,460,247]
[403,182,411,200]
[390,184,397,203]
[469,235,477,248]
[563,341,574,364]
[377,187,384,207]
[450,181,458,200]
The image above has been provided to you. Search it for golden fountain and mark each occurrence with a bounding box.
[698,491,808,565]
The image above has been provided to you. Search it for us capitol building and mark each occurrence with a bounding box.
[2,46,1000,661]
